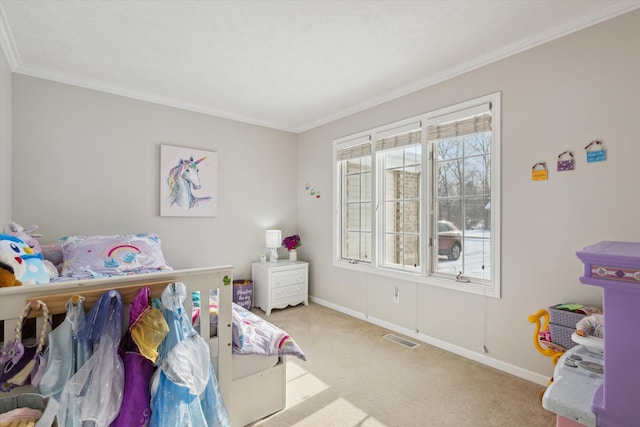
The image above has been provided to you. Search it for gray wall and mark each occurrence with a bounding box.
[296,9,640,383]
[0,43,10,228]
[11,76,299,280]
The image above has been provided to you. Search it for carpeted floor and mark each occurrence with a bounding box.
[249,303,555,427]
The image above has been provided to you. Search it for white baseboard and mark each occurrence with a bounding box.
[309,296,368,321]
[309,296,551,387]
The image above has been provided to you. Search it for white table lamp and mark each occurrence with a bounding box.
[265,229,282,263]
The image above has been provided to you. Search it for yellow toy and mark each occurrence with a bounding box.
[528,309,565,400]
[528,309,565,365]
[0,252,24,287]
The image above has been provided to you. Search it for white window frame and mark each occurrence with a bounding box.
[375,123,422,273]
[333,92,501,297]
[333,134,374,265]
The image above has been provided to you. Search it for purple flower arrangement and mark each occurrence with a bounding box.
[282,234,301,251]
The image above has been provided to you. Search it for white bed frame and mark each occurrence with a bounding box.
[0,266,287,426]
[232,358,286,427]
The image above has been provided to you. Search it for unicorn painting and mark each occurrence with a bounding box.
[161,145,218,217]
[167,156,212,208]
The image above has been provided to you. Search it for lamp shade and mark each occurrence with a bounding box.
[265,230,282,248]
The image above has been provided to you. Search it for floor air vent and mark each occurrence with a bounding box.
[383,334,419,349]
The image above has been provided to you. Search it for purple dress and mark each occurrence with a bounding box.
[111,287,157,427]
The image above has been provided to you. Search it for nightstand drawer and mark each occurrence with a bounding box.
[272,283,305,304]
[272,270,305,288]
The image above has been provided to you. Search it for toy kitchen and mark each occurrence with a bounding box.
[543,241,640,427]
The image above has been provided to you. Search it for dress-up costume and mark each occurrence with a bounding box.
[58,290,125,427]
[112,286,167,427]
[38,296,91,422]
[150,282,229,427]
[0,301,50,396]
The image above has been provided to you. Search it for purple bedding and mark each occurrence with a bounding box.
[192,292,306,361]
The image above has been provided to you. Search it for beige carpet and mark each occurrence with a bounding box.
[249,303,555,427]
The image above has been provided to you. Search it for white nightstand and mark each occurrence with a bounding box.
[251,260,308,315]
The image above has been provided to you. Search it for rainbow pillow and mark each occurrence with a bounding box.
[59,233,172,279]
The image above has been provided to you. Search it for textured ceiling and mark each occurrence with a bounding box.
[1,1,639,132]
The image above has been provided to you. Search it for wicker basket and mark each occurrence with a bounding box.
[549,323,577,350]
[548,304,587,328]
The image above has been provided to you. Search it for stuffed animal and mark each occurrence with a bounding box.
[0,252,24,287]
[576,313,604,338]
[0,233,49,285]
[7,222,44,253]
[6,222,58,281]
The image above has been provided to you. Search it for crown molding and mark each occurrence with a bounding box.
[294,1,640,133]
[4,1,640,134]
[13,63,298,133]
[0,3,19,69]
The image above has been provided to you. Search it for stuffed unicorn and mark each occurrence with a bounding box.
[8,222,44,252]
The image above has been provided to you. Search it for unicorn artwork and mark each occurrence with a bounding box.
[161,145,218,217]
[167,156,212,209]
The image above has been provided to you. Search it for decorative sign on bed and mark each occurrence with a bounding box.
[160,144,218,217]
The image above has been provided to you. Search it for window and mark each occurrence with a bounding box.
[334,93,500,297]
[336,137,372,263]
[429,103,493,284]
[377,127,421,271]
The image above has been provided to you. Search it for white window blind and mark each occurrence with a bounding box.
[375,129,421,152]
[374,121,421,152]
[427,104,492,140]
[336,142,372,161]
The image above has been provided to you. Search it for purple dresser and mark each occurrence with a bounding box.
[576,241,640,427]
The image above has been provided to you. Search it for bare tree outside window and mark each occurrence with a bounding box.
[434,130,491,281]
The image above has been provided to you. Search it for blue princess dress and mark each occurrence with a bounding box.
[58,290,125,427]
[150,282,229,427]
[38,296,91,423]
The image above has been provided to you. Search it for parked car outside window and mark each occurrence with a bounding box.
[438,220,462,260]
